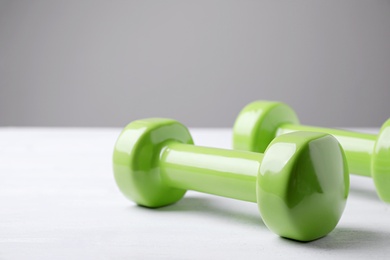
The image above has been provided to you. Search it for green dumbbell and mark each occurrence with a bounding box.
[113,118,349,242]
[233,101,390,202]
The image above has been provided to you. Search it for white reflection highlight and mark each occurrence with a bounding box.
[260,143,297,175]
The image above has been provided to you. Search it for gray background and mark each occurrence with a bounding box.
[0,0,389,127]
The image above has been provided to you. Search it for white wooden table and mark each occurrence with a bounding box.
[1,128,389,259]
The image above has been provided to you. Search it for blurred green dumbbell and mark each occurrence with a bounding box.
[113,118,349,242]
[233,101,390,202]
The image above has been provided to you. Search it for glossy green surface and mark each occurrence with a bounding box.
[113,118,349,242]
[278,124,376,177]
[233,101,299,153]
[160,143,261,203]
[112,118,193,208]
[258,132,348,241]
[233,101,390,202]
[372,119,390,201]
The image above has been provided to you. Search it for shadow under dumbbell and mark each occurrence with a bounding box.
[129,196,390,247]
[281,227,390,250]
[348,186,380,201]
[154,196,265,228]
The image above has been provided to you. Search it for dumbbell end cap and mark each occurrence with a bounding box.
[258,132,349,242]
[113,118,193,208]
[233,101,299,153]
[372,118,390,202]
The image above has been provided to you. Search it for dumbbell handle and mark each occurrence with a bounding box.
[277,124,375,177]
[160,143,262,202]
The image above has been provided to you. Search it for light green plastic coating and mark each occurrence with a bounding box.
[113,118,349,242]
[278,124,376,177]
[160,143,261,203]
